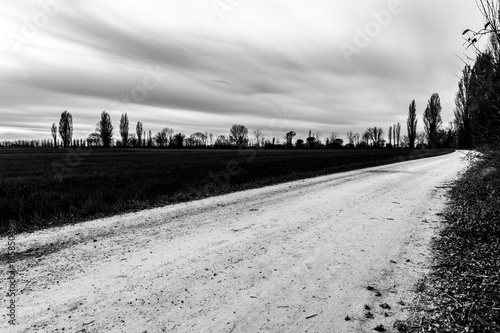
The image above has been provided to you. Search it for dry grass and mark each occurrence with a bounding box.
[402,150,500,332]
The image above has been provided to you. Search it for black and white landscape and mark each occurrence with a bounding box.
[1,1,499,332]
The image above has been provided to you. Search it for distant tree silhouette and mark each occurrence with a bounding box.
[416,131,426,148]
[296,139,304,148]
[229,124,248,146]
[423,93,443,148]
[306,136,316,148]
[173,133,185,148]
[395,123,401,148]
[58,111,73,148]
[127,134,137,147]
[388,126,392,147]
[51,123,58,147]
[146,130,151,147]
[364,129,373,146]
[365,127,384,147]
[214,135,229,147]
[97,111,114,148]
[407,100,418,149]
[87,132,101,146]
[331,138,344,148]
[285,131,296,148]
[253,130,264,147]
[391,125,396,147]
[119,113,129,147]
[353,133,360,147]
[155,128,171,147]
[190,132,207,147]
[314,132,322,144]
[346,131,355,146]
[329,132,339,143]
[402,135,409,148]
[438,123,457,148]
[135,122,143,148]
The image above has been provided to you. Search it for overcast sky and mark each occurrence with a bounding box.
[0,0,485,141]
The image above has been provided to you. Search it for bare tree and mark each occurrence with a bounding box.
[97,111,114,148]
[396,123,401,147]
[51,123,57,147]
[362,131,371,146]
[346,131,355,146]
[58,111,73,148]
[407,100,418,149]
[155,128,173,147]
[162,127,174,146]
[229,124,248,146]
[364,128,374,146]
[376,127,384,146]
[402,135,409,148]
[354,133,360,146]
[253,129,264,147]
[416,131,426,147]
[314,131,322,142]
[388,126,392,146]
[423,93,443,148]
[365,127,384,146]
[136,122,143,148]
[119,113,129,147]
[463,0,500,50]
[190,132,207,147]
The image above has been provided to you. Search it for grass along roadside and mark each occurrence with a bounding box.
[0,148,453,235]
[402,156,500,332]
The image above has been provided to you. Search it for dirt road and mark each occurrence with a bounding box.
[1,151,469,332]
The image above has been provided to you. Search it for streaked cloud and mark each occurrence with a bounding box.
[0,0,485,141]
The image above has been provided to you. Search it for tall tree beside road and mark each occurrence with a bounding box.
[407,100,418,149]
[423,93,443,148]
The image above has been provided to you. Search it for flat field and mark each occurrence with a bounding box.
[0,148,453,234]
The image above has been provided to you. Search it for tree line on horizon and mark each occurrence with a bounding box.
[2,92,461,150]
